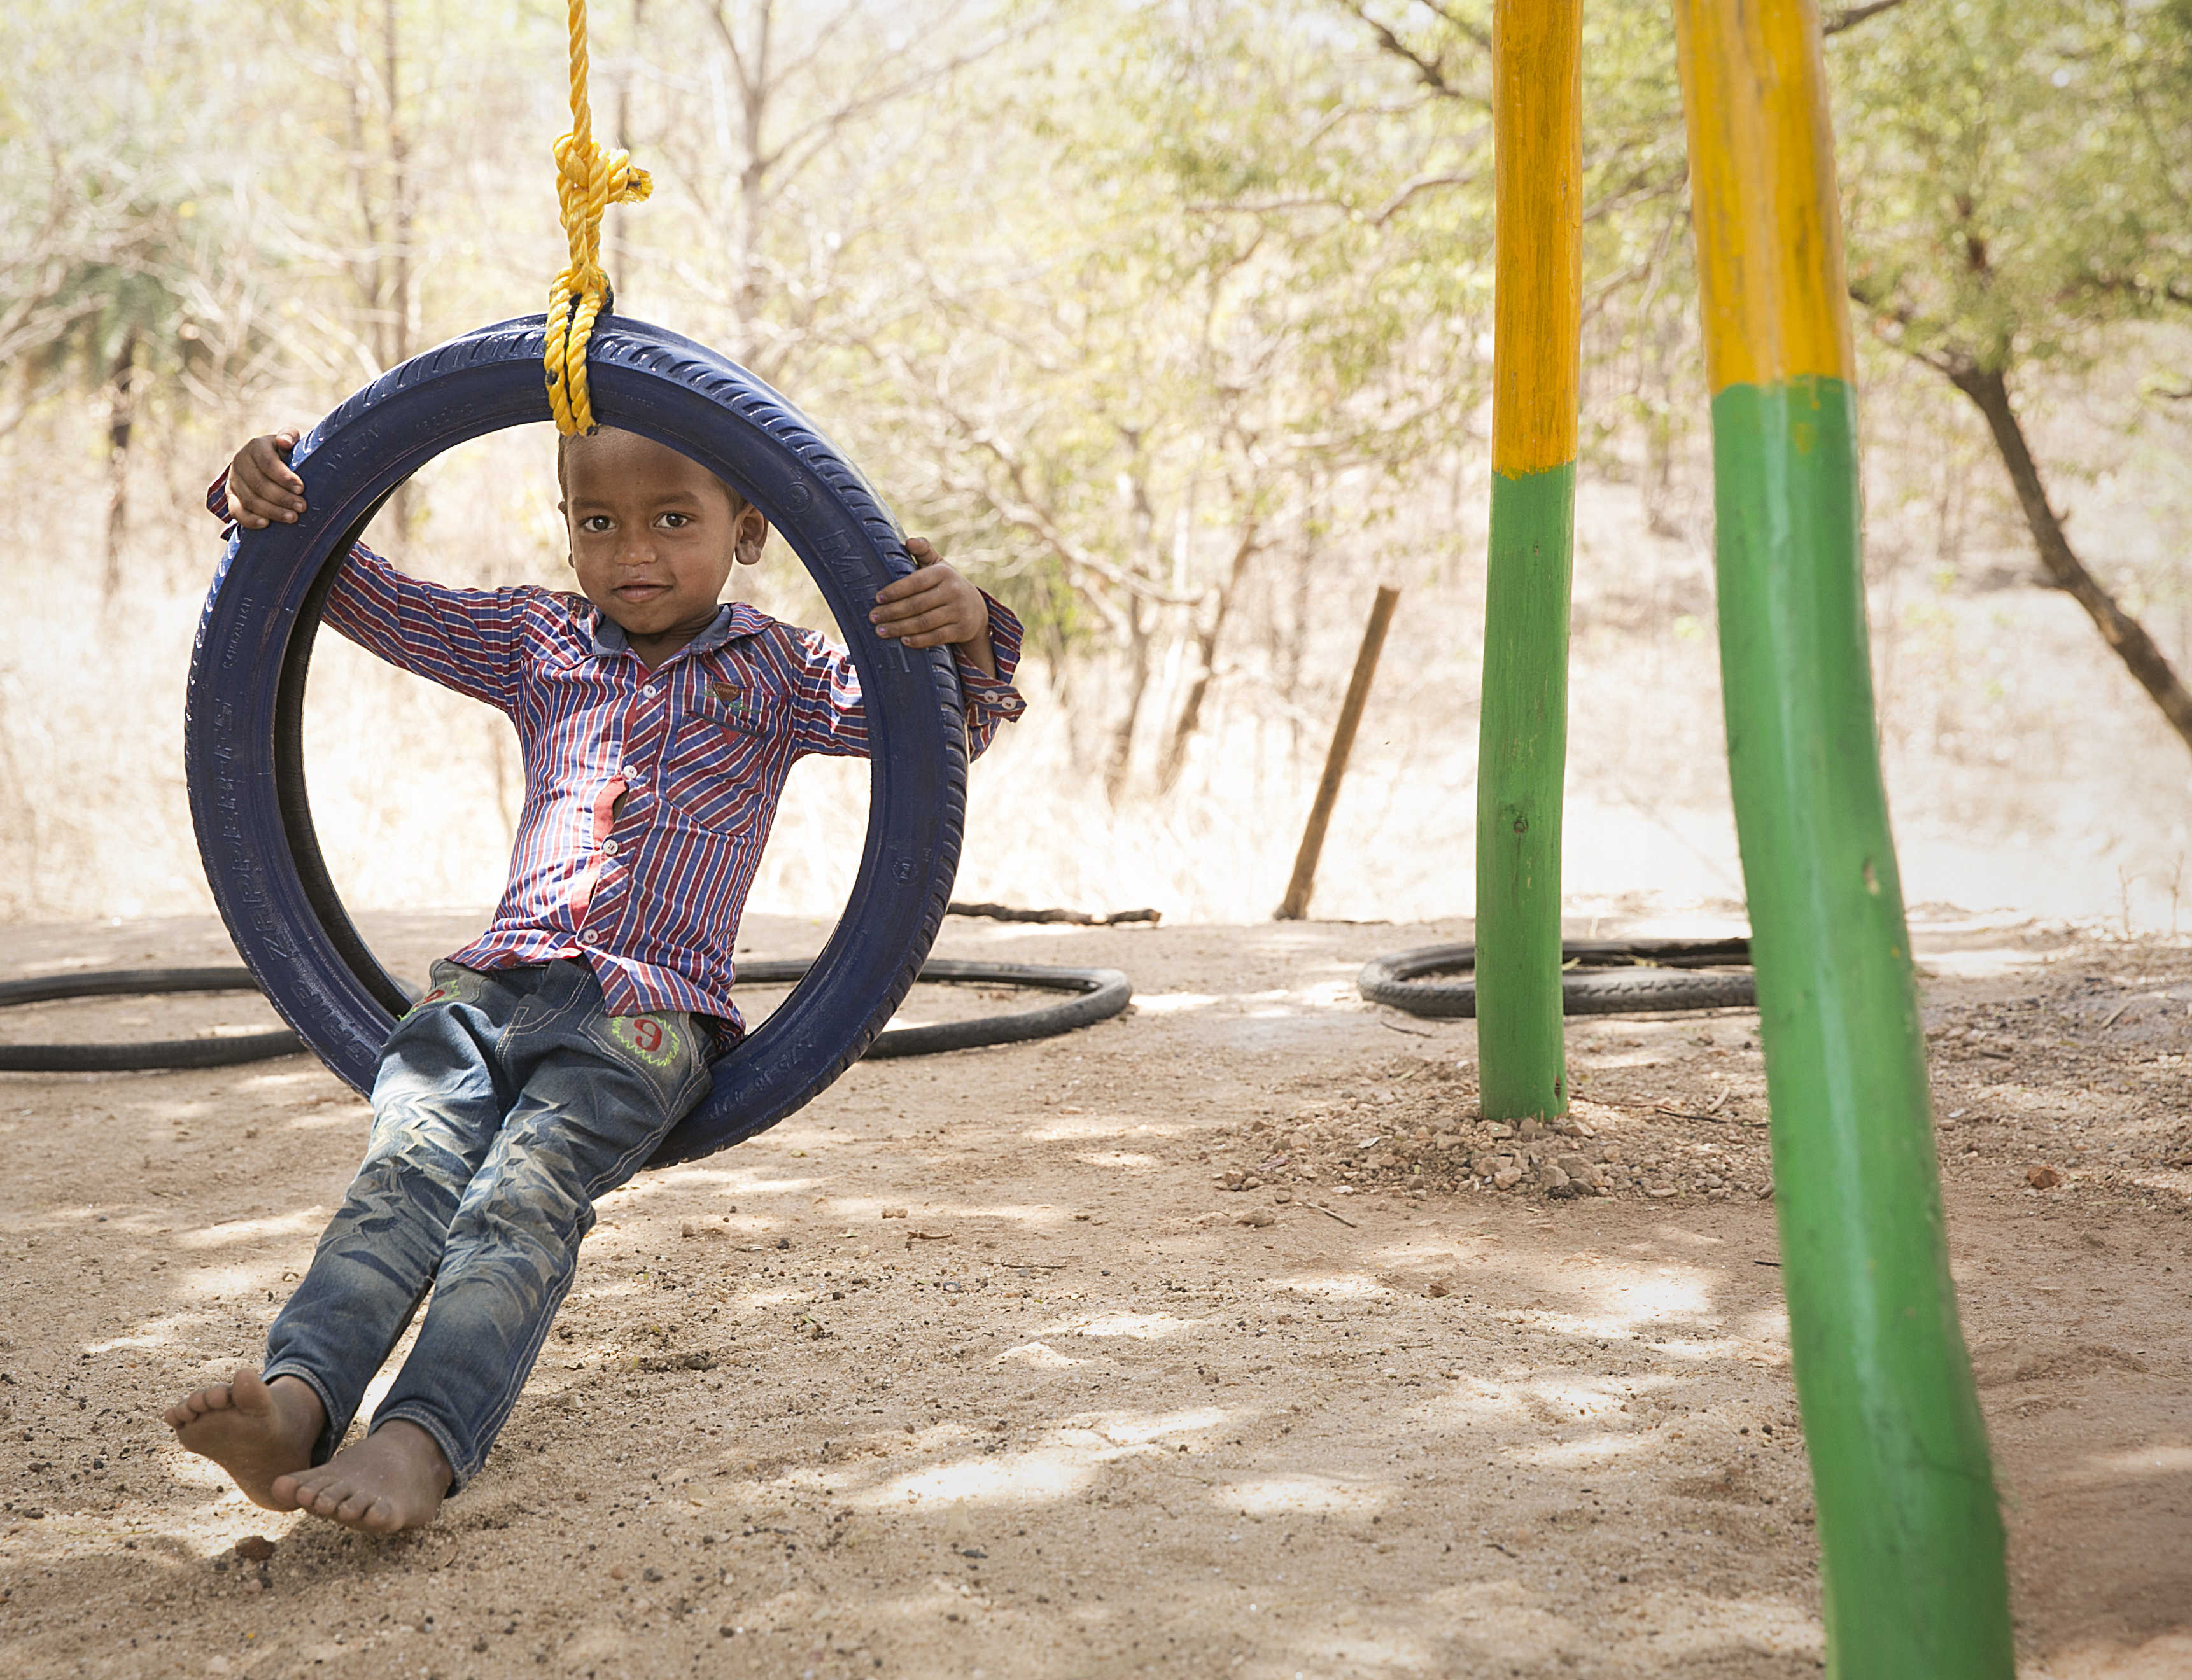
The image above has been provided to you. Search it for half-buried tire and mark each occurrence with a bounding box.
[1359,938,1755,1019]
[187,314,970,1167]
[0,968,304,1072]
[736,958,1131,1056]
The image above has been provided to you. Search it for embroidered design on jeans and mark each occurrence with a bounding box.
[610,1014,680,1067]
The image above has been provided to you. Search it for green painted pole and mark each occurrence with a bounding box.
[1475,0,1581,1123]
[1673,2,2014,1674]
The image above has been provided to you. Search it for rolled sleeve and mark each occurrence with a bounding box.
[785,627,872,761]
[958,591,1028,760]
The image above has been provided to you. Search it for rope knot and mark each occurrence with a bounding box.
[544,1,652,435]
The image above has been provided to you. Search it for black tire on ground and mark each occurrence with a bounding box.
[0,968,304,1072]
[0,956,1128,1077]
[735,959,1132,1056]
[1358,938,1755,1019]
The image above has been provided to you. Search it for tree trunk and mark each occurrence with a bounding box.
[101,325,139,601]
[1105,595,1153,804]
[383,0,415,536]
[1282,469,1320,753]
[614,0,647,283]
[1946,362,2192,756]
[1158,520,1258,793]
[1104,459,1162,802]
[732,0,775,368]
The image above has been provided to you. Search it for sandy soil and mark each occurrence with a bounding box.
[0,910,2186,1680]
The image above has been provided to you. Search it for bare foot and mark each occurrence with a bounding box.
[164,1368,324,1511]
[271,1420,453,1534]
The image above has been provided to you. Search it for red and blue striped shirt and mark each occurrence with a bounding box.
[210,478,1025,1032]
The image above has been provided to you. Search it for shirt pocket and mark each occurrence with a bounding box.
[660,683,785,834]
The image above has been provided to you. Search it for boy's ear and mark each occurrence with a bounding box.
[733,507,770,568]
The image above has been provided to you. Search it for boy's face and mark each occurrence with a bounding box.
[560,429,768,645]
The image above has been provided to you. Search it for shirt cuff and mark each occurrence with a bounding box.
[956,591,1027,721]
[206,468,235,532]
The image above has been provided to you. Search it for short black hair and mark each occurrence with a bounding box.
[556,428,749,514]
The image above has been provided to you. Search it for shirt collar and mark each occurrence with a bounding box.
[584,601,752,662]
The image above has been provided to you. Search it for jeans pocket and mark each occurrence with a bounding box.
[410,959,482,1016]
[587,1010,708,1110]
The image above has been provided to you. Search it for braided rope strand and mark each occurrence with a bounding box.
[545,0,651,435]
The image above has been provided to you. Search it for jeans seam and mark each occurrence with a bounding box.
[456,1267,583,1491]
[585,1088,692,1193]
[260,1362,346,1467]
[370,1403,474,1495]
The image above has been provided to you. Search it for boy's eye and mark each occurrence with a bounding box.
[578,515,615,535]
[656,511,693,530]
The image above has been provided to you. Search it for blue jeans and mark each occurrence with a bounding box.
[262,958,712,1490]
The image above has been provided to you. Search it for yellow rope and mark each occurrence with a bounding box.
[545,0,651,435]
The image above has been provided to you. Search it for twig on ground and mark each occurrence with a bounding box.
[1303,1201,1359,1228]
[948,902,1162,926]
[1654,1101,1731,1123]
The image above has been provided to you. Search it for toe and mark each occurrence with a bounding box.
[360,1497,402,1534]
[167,1389,220,1429]
[335,1488,380,1526]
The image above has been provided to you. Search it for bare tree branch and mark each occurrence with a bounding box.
[1948,358,2192,758]
[1372,168,1484,225]
[1335,0,1487,105]
[1416,0,1492,50]
[1823,0,1917,34]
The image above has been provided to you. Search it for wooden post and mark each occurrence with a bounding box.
[1275,585,1400,921]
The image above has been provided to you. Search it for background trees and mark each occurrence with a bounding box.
[1836,0,2192,752]
[1,0,2189,924]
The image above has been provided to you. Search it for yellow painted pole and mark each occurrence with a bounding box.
[1672,0,2013,1672]
[1475,0,1582,1123]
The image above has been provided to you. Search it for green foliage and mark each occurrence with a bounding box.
[6,0,2182,743]
[1837,0,2192,374]
[848,0,1494,668]
[0,2,216,411]
[1339,0,1701,497]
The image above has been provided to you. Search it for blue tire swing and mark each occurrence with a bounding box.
[185,314,969,1167]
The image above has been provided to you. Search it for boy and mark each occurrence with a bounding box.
[165,424,1025,1532]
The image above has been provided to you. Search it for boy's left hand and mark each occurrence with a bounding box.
[871,538,996,676]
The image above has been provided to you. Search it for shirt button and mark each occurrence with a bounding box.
[580,929,598,946]
[601,839,619,857]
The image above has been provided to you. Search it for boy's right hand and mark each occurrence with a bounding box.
[225,431,308,529]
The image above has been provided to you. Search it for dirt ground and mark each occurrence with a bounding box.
[0,909,2187,1680]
